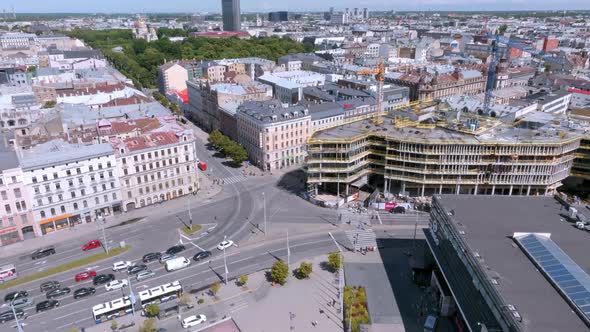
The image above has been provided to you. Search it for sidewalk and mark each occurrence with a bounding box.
[0,173,222,259]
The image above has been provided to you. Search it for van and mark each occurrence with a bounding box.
[423,314,438,332]
[165,257,191,272]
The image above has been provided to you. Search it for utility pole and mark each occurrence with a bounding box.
[262,192,267,237]
[287,229,290,269]
[223,235,228,285]
[100,215,109,254]
[11,294,24,332]
[188,193,193,228]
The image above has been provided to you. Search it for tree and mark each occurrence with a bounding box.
[42,100,57,109]
[144,303,160,318]
[328,252,342,272]
[210,281,221,296]
[228,144,248,164]
[498,24,508,35]
[298,261,313,279]
[208,130,224,149]
[239,274,248,286]
[271,259,289,285]
[138,318,158,332]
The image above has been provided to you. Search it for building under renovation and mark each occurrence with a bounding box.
[305,101,589,199]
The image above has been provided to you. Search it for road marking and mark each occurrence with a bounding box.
[52,307,87,320]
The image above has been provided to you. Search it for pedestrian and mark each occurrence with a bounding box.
[214,215,217,220]
[208,260,211,266]
[332,299,336,306]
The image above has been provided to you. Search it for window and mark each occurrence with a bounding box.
[112,193,117,200]
[71,191,76,198]
[58,194,63,201]
[15,201,22,211]
[123,169,128,176]
[134,156,138,162]
[73,203,78,210]
[111,182,115,189]
[148,153,152,159]
[93,186,97,193]
[20,214,28,224]
[37,199,42,206]
[125,179,129,185]
[135,166,140,173]
[90,175,95,181]
[127,191,132,199]
[108,171,113,178]
[68,179,73,187]
[99,172,104,180]
[44,184,50,192]
[50,208,55,216]
[78,177,83,184]
[102,184,106,191]
[146,186,150,193]
[21,201,26,210]
[40,211,46,218]
[47,196,53,203]
[155,151,159,157]
[7,217,14,226]
[89,166,94,172]
[55,182,61,190]
[107,162,112,168]
[76,168,81,174]
[66,170,71,176]
[174,147,178,153]
[122,158,126,165]
[83,200,88,208]
[60,206,65,213]
[139,188,143,194]
[53,172,58,179]
[98,163,103,170]
[95,197,99,204]
[137,177,142,184]
[42,175,48,181]
[103,195,108,203]
[0,191,6,200]
[141,154,145,161]
[32,176,37,183]
[81,189,85,196]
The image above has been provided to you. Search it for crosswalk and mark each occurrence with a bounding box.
[220,174,248,185]
[378,211,430,225]
[345,228,377,251]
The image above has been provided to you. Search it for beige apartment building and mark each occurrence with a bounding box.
[158,62,189,94]
[236,100,310,171]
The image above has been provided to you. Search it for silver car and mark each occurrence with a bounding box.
[136,270,156,281]
[159,253,176,264]
[11,297,33,309]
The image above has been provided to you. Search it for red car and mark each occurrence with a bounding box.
[82,240,102,251]
[75,270,97,282]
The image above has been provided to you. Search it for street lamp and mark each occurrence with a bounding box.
[262,192,267,237]
[11,294,24,332]
[99,215,109,254]
[223,235,228,285]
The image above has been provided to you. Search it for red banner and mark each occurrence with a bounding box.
[385,202,396,210]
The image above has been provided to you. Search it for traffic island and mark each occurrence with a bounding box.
[0,245,131,290]
[180,225,203,236]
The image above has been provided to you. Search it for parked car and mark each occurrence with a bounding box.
[193,251,212,261]
[105,279,128,291]
[36,300,59,313]
[127,264,148,275]
[390,206,406,214]
[93,274,115,286]
[0,309,26,323]
[10,297,33,310]
[136,270,156,281]
[40,281,60,293]
[181,314,207,328]
[112,261,133,272]
[3,290,28,302]
[165,245,186,255]
[31,246,56,260]
[75,270,97,282]
[73,287,96,299]
[142,252,162,263]
[82,240,102,251]
[217,240,234,250]
[46,287,70,299]
[159,253,177,264]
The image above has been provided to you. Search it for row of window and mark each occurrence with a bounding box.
[32,162,113,183]
[124,158,186,175]
[34,176,115,195]
[122,146,189,164]
[0,176,18,186]
[1,214,28,228]
[4,200,26,215]
[129,177,188,198]
[36,183,116,207]
[38,193,117,219]
[0,188,21,200]
[127,166,188,186]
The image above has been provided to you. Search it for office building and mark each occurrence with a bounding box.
[221,0,241,32]
[268,11,289,22]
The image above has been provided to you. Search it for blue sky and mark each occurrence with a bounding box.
[9,0,590,13]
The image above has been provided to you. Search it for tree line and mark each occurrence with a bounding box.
[66,29,314,89]
[207,130,248,164]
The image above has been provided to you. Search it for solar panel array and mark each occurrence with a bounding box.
[514,233,590,322]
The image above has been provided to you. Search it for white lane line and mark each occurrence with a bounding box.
[56,317,88,330]
[52,307,87,320]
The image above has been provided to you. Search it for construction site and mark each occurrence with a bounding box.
[305,101,590,202]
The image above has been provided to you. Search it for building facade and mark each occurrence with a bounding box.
[21,141,123,235]
[222,0,241,32]
[158,62,189,94]
[236,101,310,171]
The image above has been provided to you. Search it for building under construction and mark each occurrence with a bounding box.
[305,101,589,199]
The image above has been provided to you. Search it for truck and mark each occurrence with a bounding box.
[165,257,191,272]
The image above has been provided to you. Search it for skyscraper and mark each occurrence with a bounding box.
[221,0,241,32]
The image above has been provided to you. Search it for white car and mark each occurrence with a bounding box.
[105,279,129,291]
[217,240,234,250]
[181,314,207,328]
[112,261,133,272]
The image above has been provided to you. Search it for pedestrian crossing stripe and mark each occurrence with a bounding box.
[222,175,248,184]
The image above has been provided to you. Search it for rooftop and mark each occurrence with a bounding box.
[0,134,18,171]
[20,140,113,171]
[431,195,590,332]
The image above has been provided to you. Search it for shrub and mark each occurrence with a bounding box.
[197,298,205,304]
[144,303,160,318]
[298,261,313,279]
[271,259,289,285]
[110,319,118,330]
[210,281,221,295]
[239,274,248,286]
[138,318,157,332]
[328,252,342,272]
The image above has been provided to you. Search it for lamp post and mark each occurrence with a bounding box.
[262,192,267,237]
[11,294,24,332]
[127,278,136,316]
[99,215,109,254]
[287,229,290,269]
[223,236,228,285]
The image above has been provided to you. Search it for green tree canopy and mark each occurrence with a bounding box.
[271,259,289,285]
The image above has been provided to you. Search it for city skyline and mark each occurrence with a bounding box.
[7,0,590,13]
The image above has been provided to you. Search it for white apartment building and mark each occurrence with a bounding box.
[0,33,38,50]
[111,131,198,211]
[21,141,123,235]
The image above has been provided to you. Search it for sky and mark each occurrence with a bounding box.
[7,0,590,13]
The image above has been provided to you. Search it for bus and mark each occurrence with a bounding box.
[92,296,133,324]
[138,280,182,308]
[0,264,17,283]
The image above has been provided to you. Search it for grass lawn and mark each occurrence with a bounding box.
[180,224,203,236]
[0,245,131,290]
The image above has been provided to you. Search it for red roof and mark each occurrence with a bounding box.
[123,132,179,152]
[568,87,590,96]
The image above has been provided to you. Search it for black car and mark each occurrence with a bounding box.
[73,287,96,299]
[40,280,60,293]
[31,246,56,260]
[3,290,28,302]
[165,245,186,255]
[127,264,148,275]
[46,287,70,299]
[142,252,162,263]
[193,251,212,261]
[389,206,406,214]
[93,274,115,286]
[0,309,26,323]
[36,300,59,313]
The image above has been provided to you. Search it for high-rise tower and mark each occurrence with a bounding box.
[221,0,241,31]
